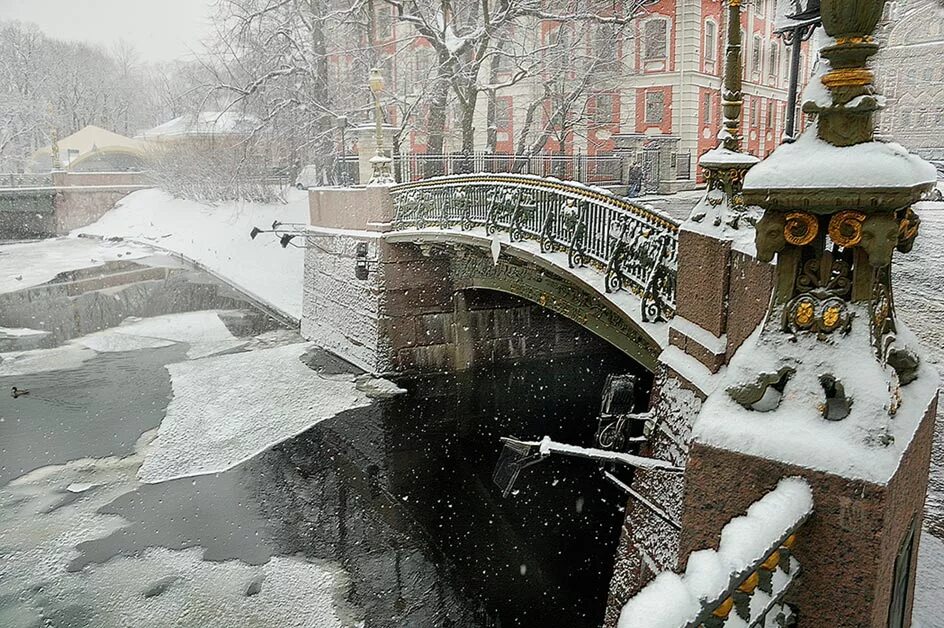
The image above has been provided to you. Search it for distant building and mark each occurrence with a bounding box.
[875,0,944,160]
[330,0,814,184]
[29,125,145,173]
[137,111,261,147]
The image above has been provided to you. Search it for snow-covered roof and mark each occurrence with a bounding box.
[137,112,261,141]
[31,125,144,166]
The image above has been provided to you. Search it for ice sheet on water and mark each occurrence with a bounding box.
[0,430,357,628]
[0,237,152,296]
[0,343,97,376]
[72,331,176,353]
[138,342,375,483]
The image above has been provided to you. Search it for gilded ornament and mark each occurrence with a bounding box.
[794,299,815,327]
[822,304,842,330]
[760,551,780,571]
[897,207,920,253]
[712,597,734,619]
[821,68,874,88]
[784,212,819,246]
[828,210,866,247]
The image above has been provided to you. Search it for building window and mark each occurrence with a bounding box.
[645,91,664,124]
[593,24,618,67]
[593,93,614,124]
[495,98,512,128]
[752,35,762,73]
[766,100,775,127]
[888,520,917,628]
[703,92,712,123]
[643,19,667,60]
[750,98,758,127]
[704,21,717,61]
[768,42,778,77]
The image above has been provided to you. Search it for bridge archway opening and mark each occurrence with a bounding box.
[382,284,653,626]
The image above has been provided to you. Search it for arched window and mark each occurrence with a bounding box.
[768,41,778,78]
[704,20,717,62]
[752,35,763,73]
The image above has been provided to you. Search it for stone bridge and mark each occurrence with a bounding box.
[300,173,771,387]
[0,171,148,239]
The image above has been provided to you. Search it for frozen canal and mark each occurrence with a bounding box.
[1,202,943,627]
[0,239,640,627]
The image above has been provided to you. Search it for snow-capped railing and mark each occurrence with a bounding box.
[389,173,680,322]
[618,477,813,628]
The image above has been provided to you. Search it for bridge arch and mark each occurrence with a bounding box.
[383,232,666,372]
[384,173,680,372]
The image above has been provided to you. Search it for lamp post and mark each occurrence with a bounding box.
[368,68,393,185]
[775,0,821,141]
[337,115,350,186]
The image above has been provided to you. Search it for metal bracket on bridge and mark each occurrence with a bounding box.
[249,220,311,248]
[492,435,682,498]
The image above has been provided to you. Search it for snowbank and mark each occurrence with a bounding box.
[139,342,374,483]
[0,237,151,295]
[74,188,309,321]
[914,532,944,628]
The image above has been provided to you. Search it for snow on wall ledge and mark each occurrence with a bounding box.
[743,123,936,191]
[618,477,812,628]
[692,308,939,485]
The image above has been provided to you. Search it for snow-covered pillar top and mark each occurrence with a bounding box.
[688,0,760,230]
[728,0,937,424]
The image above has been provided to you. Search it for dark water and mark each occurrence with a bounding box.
[0,345,186,485]
[66,351,644,627]
[0,255,651,627]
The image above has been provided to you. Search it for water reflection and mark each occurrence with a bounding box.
[69,352,643,627]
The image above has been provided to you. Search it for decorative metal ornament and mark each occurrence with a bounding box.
[827,210,866,247]
[897,207,920,253]
[784,212,819,246]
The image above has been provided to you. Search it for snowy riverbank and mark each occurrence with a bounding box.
[74,188,309,321]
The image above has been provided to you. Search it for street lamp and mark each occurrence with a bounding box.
[368,68,393,185]
[775,0,822,141]
[337,115,350,186]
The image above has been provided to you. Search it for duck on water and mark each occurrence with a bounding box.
[11,386,29,398]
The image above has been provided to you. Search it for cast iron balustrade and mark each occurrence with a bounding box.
[389,173,679,322]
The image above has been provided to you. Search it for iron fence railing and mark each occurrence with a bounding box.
[394,152,627,186]
[389,173,679,322]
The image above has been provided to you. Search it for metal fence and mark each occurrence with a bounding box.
[389,173,680,322]
[393,152,627,186]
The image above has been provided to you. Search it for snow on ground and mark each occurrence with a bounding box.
[0,430,356,628]
[914,532,944,628]
[138,342,374,483]
[75,188,309,321]
[0,237,151,295]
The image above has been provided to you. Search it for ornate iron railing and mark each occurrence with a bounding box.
[388,173,679,322]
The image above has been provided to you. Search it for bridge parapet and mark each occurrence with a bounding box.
[389,174,680,322]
